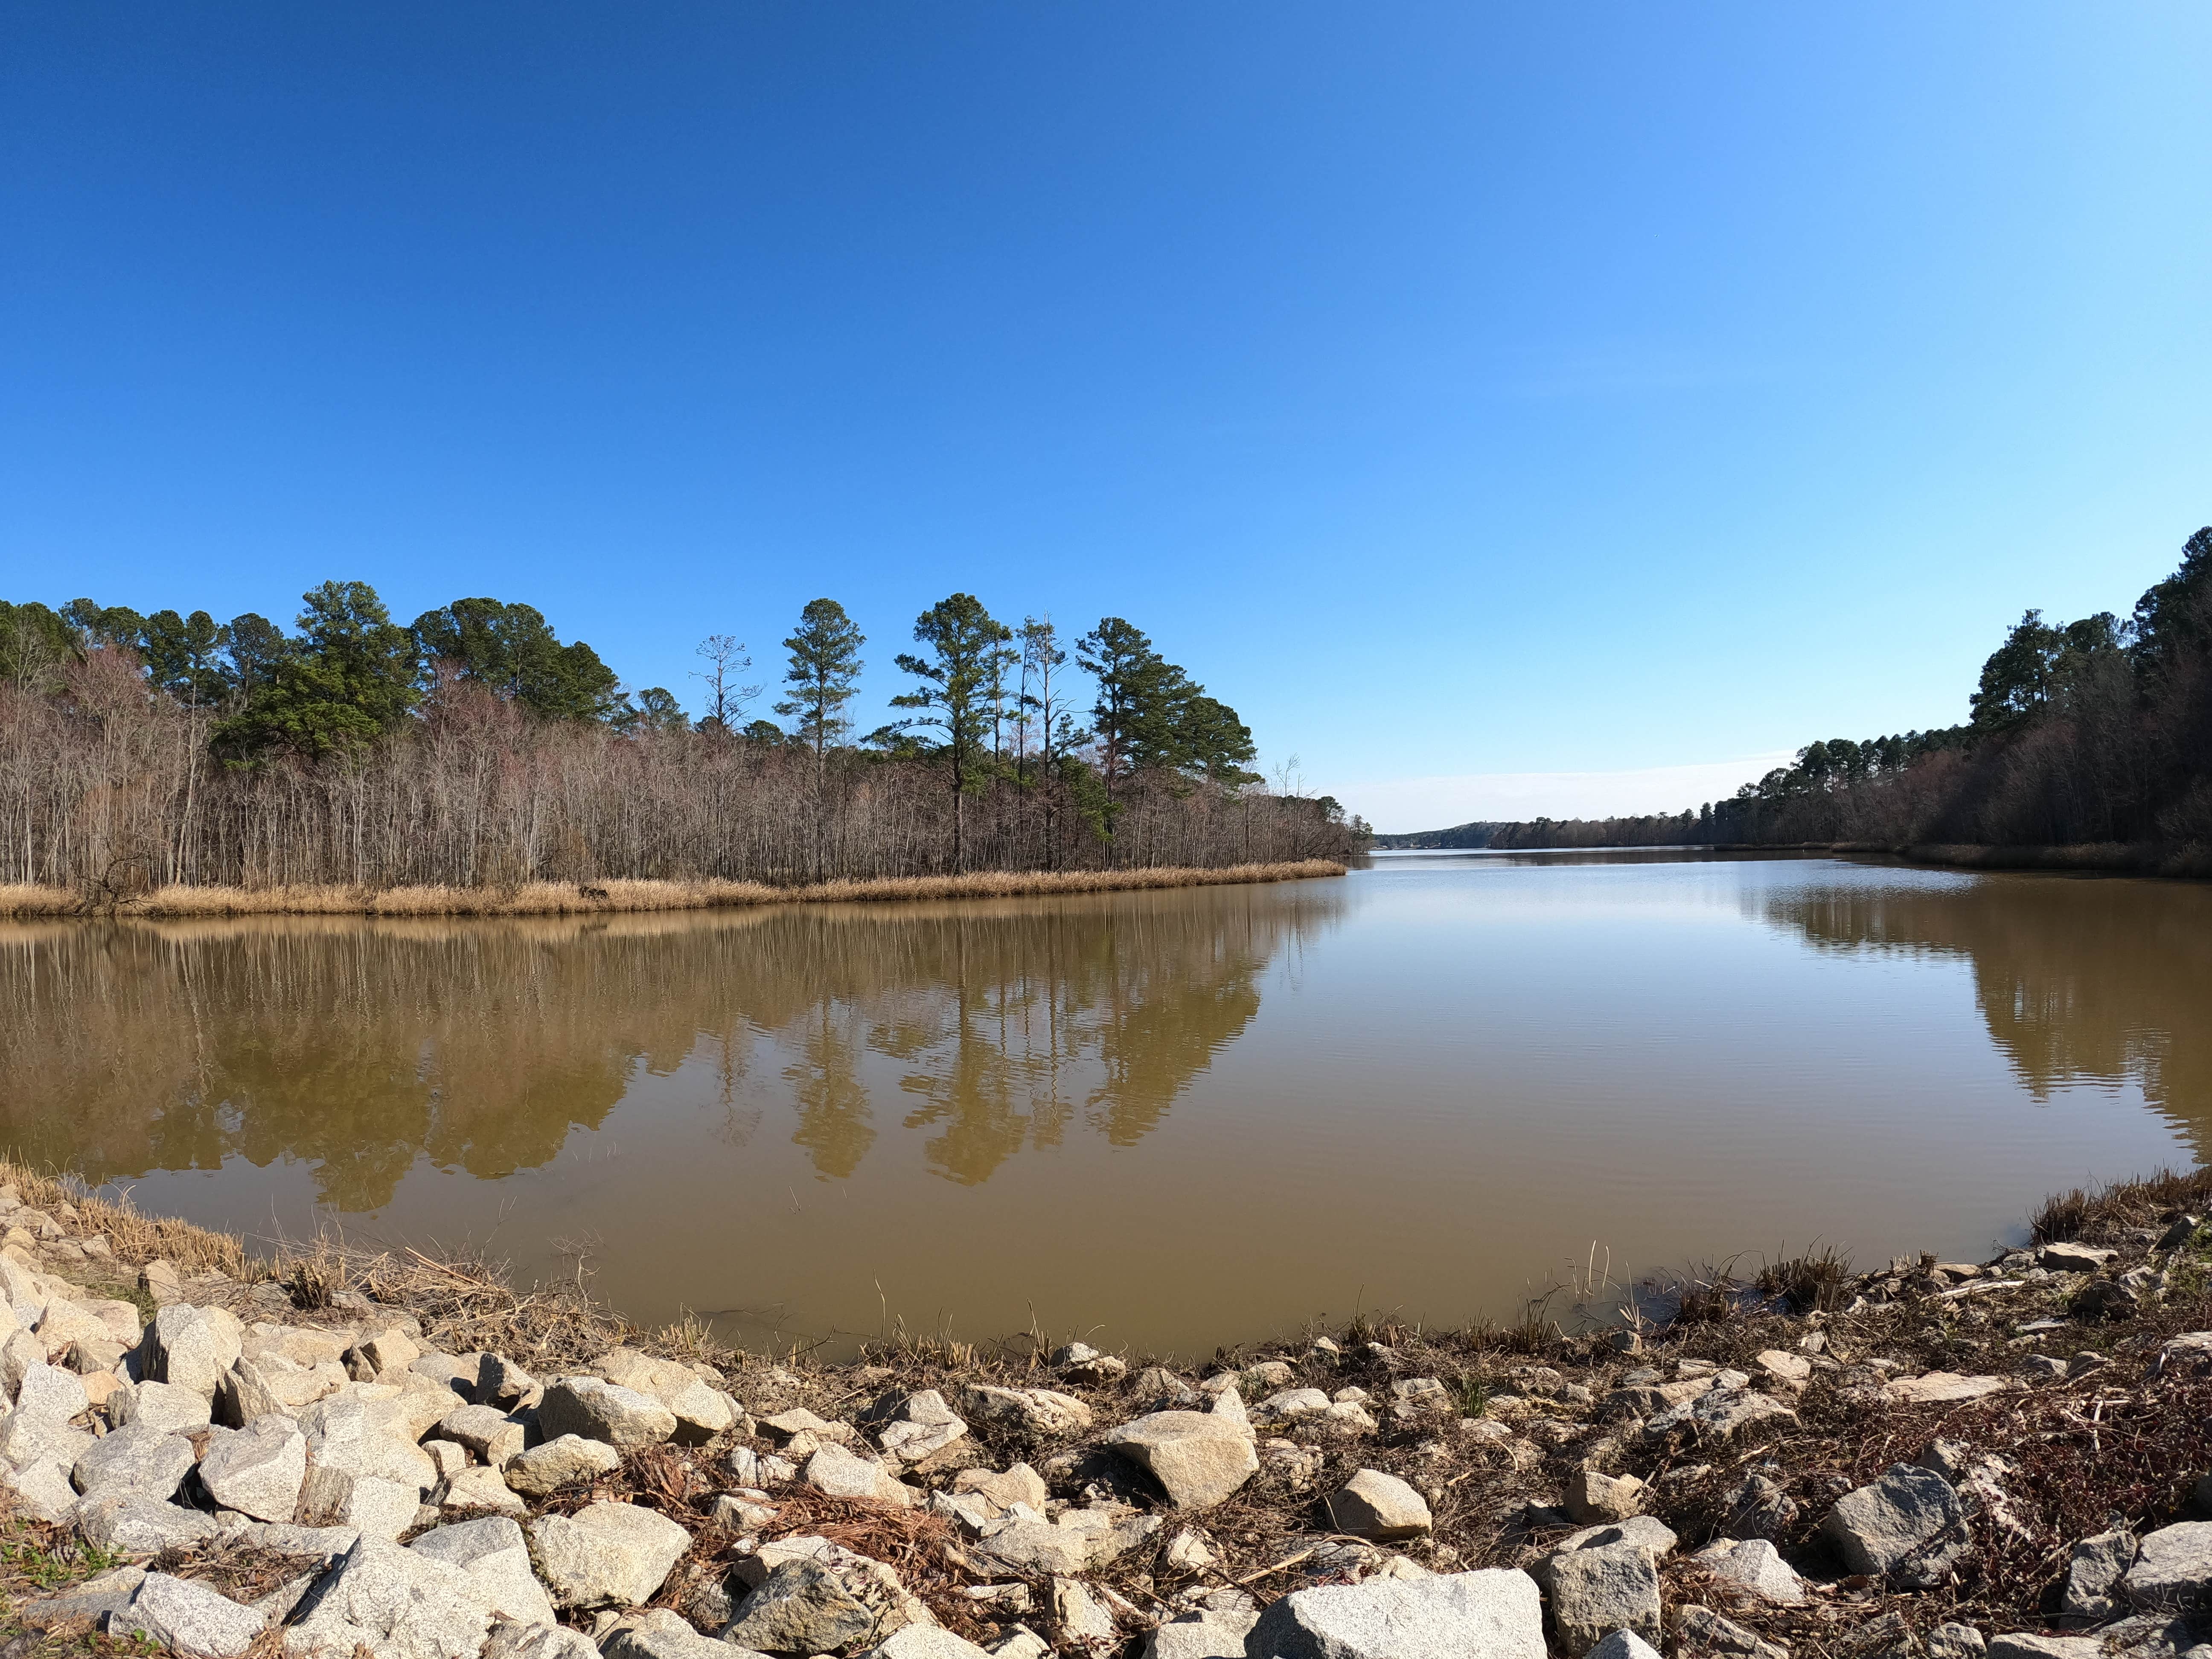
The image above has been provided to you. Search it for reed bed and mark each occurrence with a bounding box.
[0,860,1345,920]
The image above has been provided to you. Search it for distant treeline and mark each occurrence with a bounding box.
[0,584,1365,894]
[1404,525,2212,860]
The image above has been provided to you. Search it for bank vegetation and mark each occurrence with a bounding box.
[0,585,1366,906]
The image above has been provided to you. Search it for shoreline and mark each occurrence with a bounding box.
[0,859,1346,921]
[5,1158,2212,1655]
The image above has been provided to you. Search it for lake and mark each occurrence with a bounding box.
[6,850,2206,1357]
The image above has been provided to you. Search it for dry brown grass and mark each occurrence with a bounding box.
[0,1156,247,1280]
[2029,1167,2212,1243]
[0,862,1345,920]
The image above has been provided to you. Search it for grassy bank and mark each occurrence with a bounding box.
[0,859,1346,920]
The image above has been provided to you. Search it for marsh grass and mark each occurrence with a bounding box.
[0,861,1345,920]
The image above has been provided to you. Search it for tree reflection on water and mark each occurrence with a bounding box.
[0,886,1340,1208]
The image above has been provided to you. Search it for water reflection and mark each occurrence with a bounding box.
[1761,868,2212,1154]
[0,887,1339,1208]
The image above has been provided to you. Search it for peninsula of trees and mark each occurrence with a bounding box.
[1382,525,2212,869]
[0,585,1364,898]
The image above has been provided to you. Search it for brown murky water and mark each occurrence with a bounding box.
[6,852,2207,1356]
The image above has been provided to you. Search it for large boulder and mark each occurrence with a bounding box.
[72,1493,221,1555]
[113,1378,216,1433]
[536,1377,678,1451]
[485,1620,602,1659]
[1691,1539,1805,1605]
[295,1464,424,1541]
[2061,1528,2137,1621]
[434,1404,527,1470]
[141,1303,243,1397]
[70,1422,196,1505]
[1822,1464,1970,1587]
[805,1443,915,1506]
[528,1501,691,1609]
[408,1515,556,1627]
[198,1413,309,1522]
[971,1508,1160,1576]
[106,1571,268,1659]
[1642,1388,1796,1448]
[957,1384,1093,1438]
[593,1349,734,1445]
[722,1559,881,1653]
[1566,1470,1646,1525]
[504,1433,621,1497]
[283,1533,496,1659]
[2123,1522,2212,1615]
[1548,1542,1663,1653]
[1104,1411,1259,1508]
[1143,1608,1260,1659]
[602,1608,757,1658]
[1242,1569,1546,1659]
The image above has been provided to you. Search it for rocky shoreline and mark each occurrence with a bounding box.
[2,1161,2210,1659]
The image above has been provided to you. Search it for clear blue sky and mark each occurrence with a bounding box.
[6,4,2209,830]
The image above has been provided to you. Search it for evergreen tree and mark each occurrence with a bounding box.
[774,598,866,881]
[412,597,621,721]
[214,581,421,760]
[891,593,1010,870]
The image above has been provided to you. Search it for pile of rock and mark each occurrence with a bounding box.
[9,1182,2212,1659]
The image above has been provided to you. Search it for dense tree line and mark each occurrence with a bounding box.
[1445,525,2212,856]
[0,584,1362,893]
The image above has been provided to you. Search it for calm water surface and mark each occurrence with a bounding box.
[8,851,2206,1355]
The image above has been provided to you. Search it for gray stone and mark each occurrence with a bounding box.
[236,1521,363,1557]
[1566,1469,1647,1525]
[1643,1388,1798,1447]
[296,1463,424,1540]
[117,1377,217,1432]
[31,1563,146,1627]
[1985,1639,2103,1659]
[435,1403,527,1468]
[73,1492,221,1555]
[408,1514,555,1626]
[602,1607,750,1658]
[1675,1604,1789,1659]
[483,1618,602,1659]
[1556,1516,1680,1560]
[1328,1468,1432,1540]
[504,1431,621,1496]
[1586,1635,1665,1659]
[806,1441,915,1505]
[283,1531,495,1659]
[300,1392,439,1492]
[71,1422,195,1503]
[477,1353,541,1411]
[724,1558,879,1652]
[442,1463,526,1514]
[1242,1568,1546,1659]
[535,1375,678,1450]
[972,1506,1161,1575]
[15,1358,88,1421]
[2061,1528,2138,1621]
[859,1631,998,1659]
[1692,1538,1805,1605]
[2038,1243,2115,1273]
[143,1303,241,1397]
[107,1571,268,1658]
[1144,1608,1259,1659]
[1105,1410,1259,1508]
[1822,1463,1970,1586]
[527,1499,691,1608]
[198,1413,308,1522]
[1925,1625,1988,1659]
[2126,1522,2212,1615]
[1549,1543,1663,1653]
[1720,1473,1798,1540]
[958,1383,1094,1438]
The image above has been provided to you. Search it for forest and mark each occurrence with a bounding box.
[0,584,1365,894]
[1404,525,2212,863]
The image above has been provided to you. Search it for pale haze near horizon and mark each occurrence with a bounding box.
[4,4,2209,825]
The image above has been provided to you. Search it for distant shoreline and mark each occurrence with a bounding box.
[1382,838,2212,880]
[0,859,1347,920]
